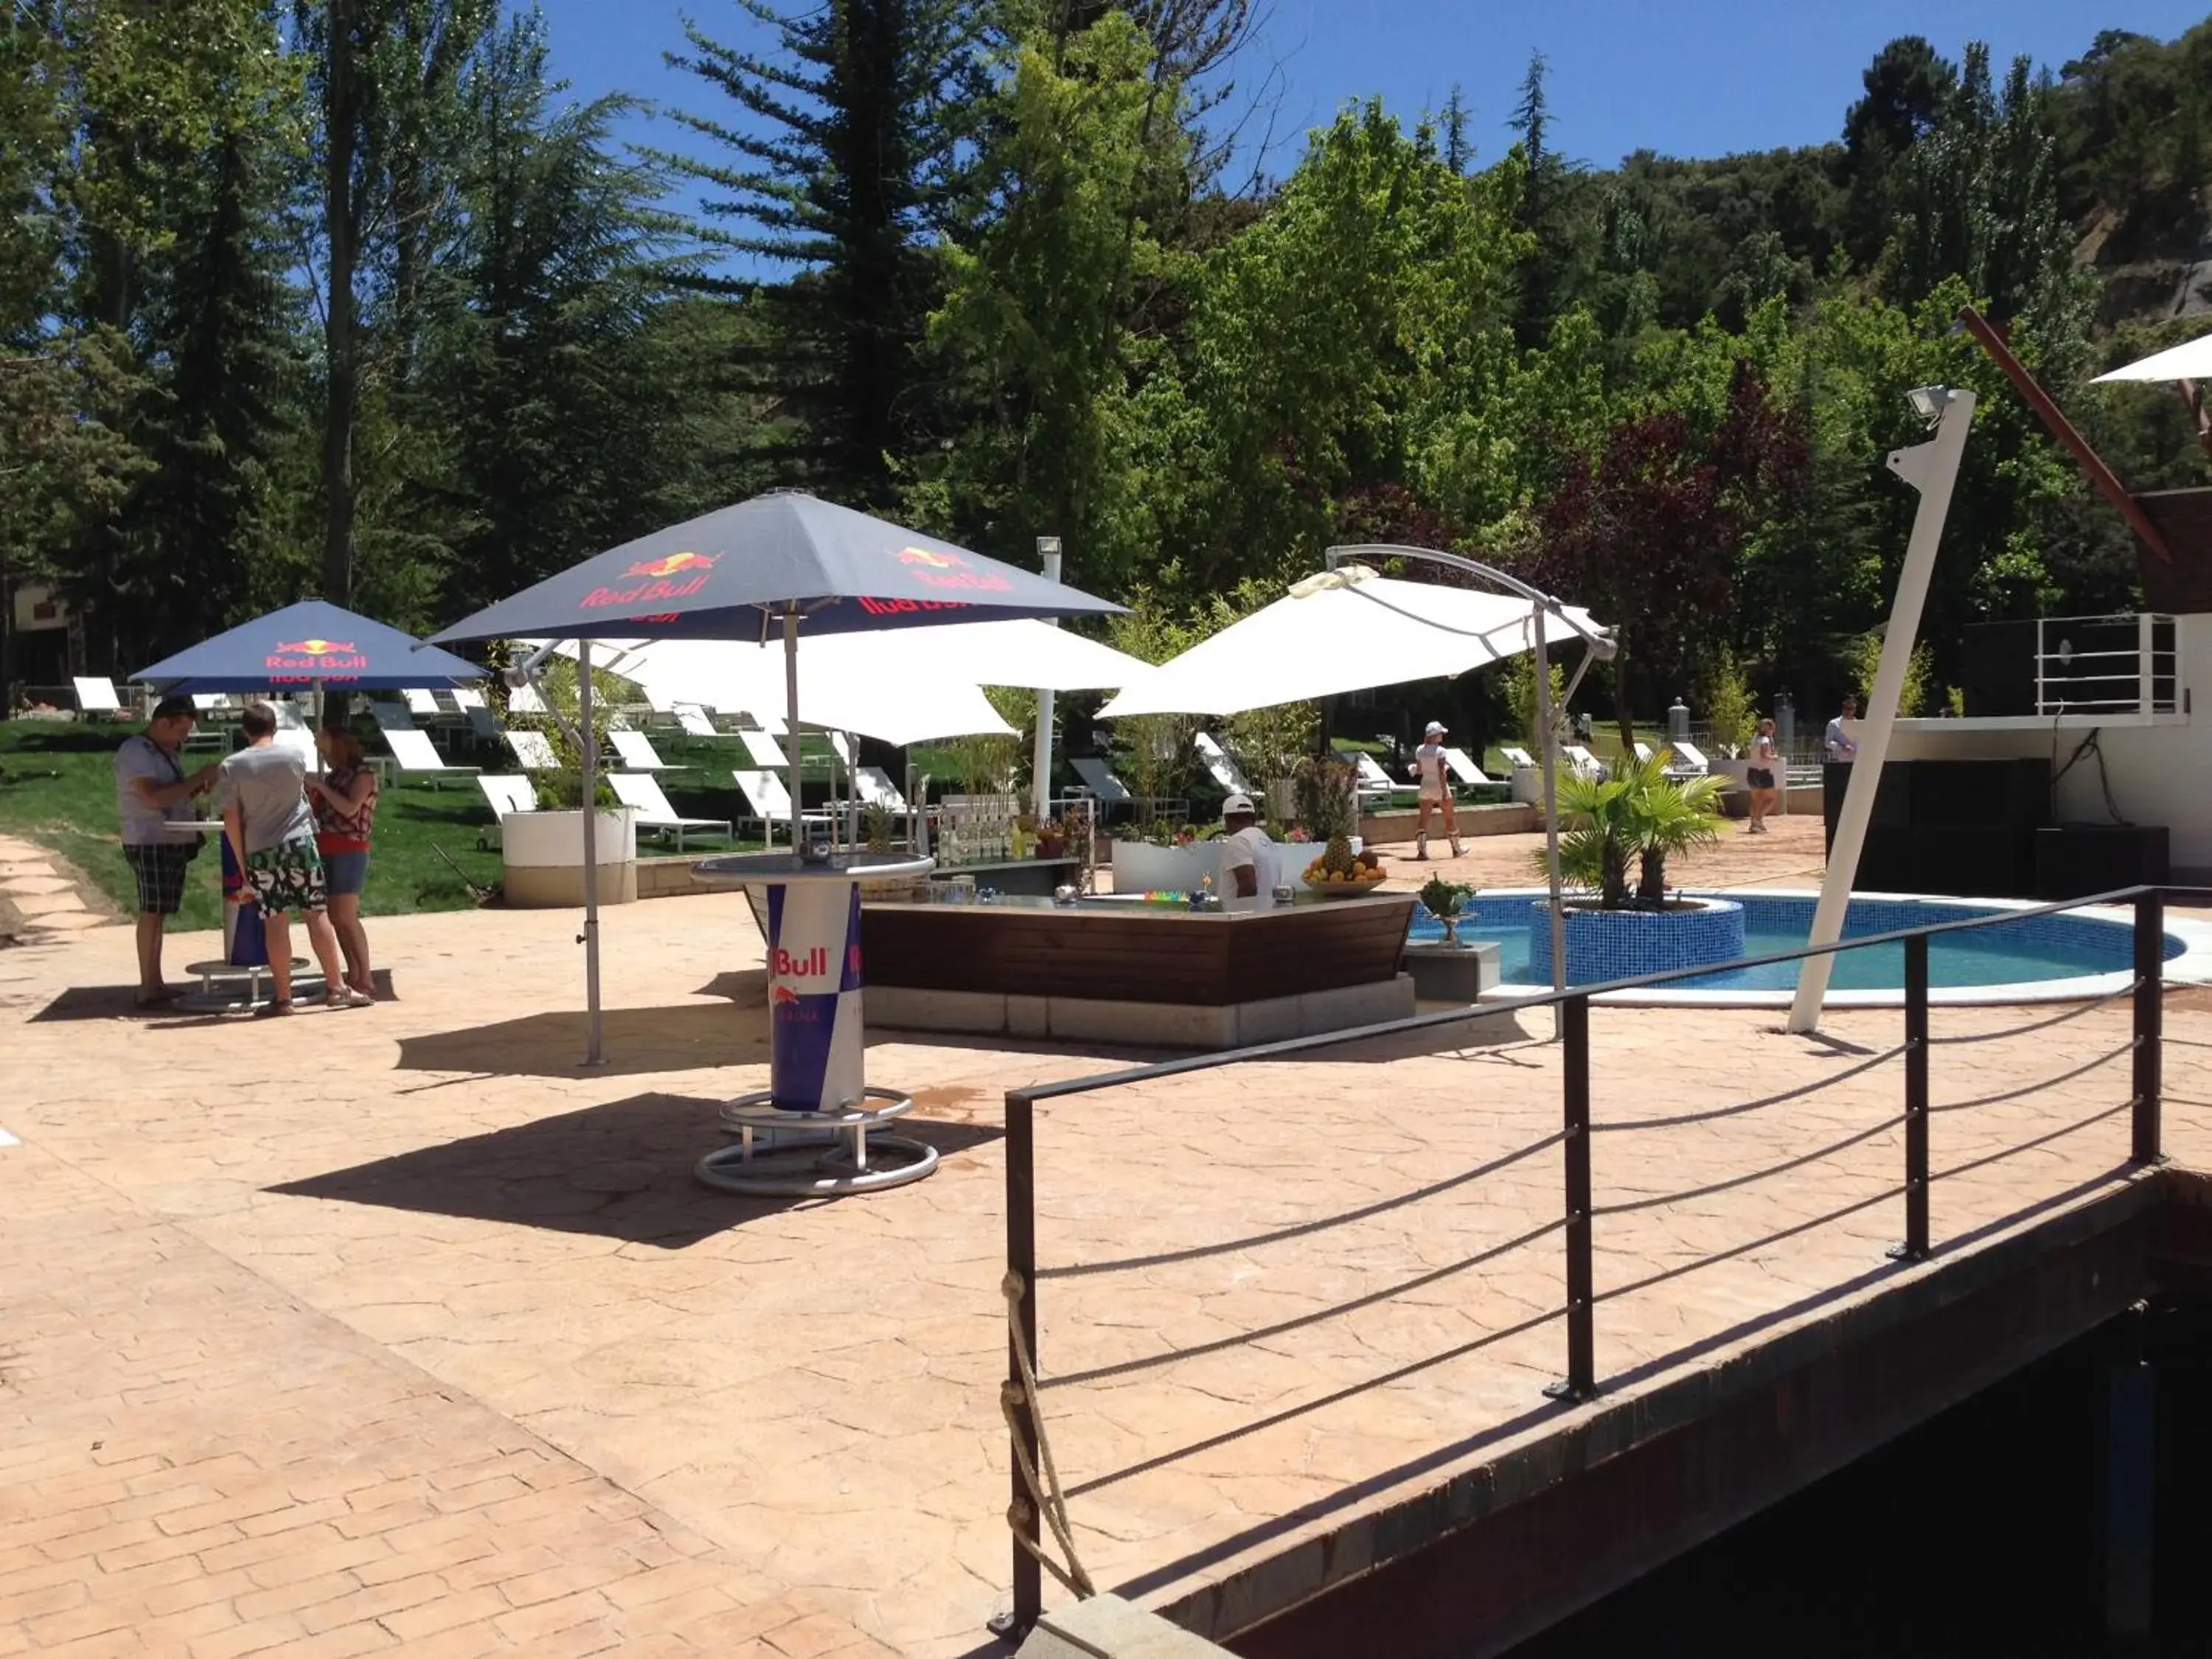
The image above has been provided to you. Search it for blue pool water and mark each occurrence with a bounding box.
[1405,892,2182,993]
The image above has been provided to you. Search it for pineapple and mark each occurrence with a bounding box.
[1323,831,1355,877]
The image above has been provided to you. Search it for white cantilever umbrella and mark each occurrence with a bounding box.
[1099,566,1605,717]
[2091,330,2212,383]
[568,618,1147,745]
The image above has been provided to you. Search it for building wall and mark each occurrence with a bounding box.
[1889,613,2207,877]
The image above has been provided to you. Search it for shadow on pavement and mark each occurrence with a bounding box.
[267,1089,1003,1247]
[396,1001,769,1077]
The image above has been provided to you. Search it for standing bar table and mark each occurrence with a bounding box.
[164,818,319,1012]
[690,850,936,1196]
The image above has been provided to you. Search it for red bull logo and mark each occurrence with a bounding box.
[623,550,720,580]
[856,597,975,617]
[896,546,963,570]
[581,549,718,613]
[769,984,801,1007]
[265,638,367,674]
[891,544,1015,595]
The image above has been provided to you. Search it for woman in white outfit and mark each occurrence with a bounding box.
[1747,717,1780,833]
[1410,720,1463,860]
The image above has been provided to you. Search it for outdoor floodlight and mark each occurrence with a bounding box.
[1905,384,1955,425]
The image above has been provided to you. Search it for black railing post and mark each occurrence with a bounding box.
[2133,892,2163,1165]
[1547,994,1596,1401]
[1896,932,1930,1261]
[1002,1091,1042,1635]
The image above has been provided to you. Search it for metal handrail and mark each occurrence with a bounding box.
[992,883,2188,1636]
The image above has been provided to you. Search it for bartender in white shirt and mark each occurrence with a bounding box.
[1219,793,1279,899]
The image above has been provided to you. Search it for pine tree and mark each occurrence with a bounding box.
[654,0,988,501]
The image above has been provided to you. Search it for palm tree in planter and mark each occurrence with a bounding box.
[1542,749,1727,908]
[1624,750,1728,902]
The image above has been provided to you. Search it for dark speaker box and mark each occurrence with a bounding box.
[2034,824,2171,900]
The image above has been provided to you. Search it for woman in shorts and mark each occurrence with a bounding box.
[1746,717,1780,834]
[308,726,380,997]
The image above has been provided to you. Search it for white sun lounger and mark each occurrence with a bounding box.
[1194,731,1254,795]
[673,706,731,741]
[1069,757,1132,806]
[738,729,790,770]
[506,681,548,717]
[1347,751,1415,801]
[379,726,478,788]
[1500,746,1537,771]
[1562,744,1604,778]
[854,767,911,815]
[369,700,415,733]
[402,688,441,718]
[73,676,128,718]
[609,729,680,771]
[1669,741,1711,773]
[608,773,731,850]
[731,769,835,846]
[503,728,560,771]
[1443,747,1490,787]
[462,703,504,743]
[473,773,539,848]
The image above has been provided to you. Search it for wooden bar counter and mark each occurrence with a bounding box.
[859,891,1419,1048]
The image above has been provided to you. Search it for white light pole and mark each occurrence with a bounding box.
[1787,387,1975,1034]
[1032,536,1062,824]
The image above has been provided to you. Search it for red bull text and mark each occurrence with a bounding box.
[888,544,1013,594]
[582,550,720,611]
[264,639,368,673]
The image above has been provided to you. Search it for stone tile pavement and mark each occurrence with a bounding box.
[1,838,2206,1655]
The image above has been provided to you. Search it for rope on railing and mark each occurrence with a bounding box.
[1591,1114,1908,1217]
[1591,1044,1906,1134]
[1001,1270,1093,1600]
[1926,1040,2135,1114]
[1926,979,2140,1046]
[1040,1217,1566,1389]
[1036,1131,1566,1279]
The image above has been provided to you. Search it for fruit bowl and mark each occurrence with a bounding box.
[1301,861,1389,897]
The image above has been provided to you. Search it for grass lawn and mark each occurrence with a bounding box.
[0,718,770,930]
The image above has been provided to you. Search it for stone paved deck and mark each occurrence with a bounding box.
[1,821,2207,1657]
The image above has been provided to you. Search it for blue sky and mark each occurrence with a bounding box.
[524,0,2208,227]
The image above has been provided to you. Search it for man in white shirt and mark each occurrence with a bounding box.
[1824,696,1860,762]
[1218,793,1279,900]
[1409,720,1464,860]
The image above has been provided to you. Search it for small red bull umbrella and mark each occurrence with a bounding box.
[136,599,485,692]
[425,490,1124,1062]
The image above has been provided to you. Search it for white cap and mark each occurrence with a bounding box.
[1221,793,1255,817]
[1425,720,1447,734]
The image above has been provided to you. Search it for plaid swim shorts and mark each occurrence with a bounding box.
[244,835,327,917]
[122,842,196,916]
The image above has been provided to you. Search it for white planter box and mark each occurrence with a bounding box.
[1511,766,1545,805]
[501,808,639,907]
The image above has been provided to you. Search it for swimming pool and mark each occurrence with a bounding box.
[1405,889,2212,1007]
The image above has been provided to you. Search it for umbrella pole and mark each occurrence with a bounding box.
[784,612,801,852]
[1534,603,1567,1011]
[579,640,606,1067]
[311,679,326,777]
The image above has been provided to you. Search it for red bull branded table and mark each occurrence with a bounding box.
[691,849,937,1197]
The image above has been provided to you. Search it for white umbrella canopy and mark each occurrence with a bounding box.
[557,638,1017,745]
[2091,331,2212,383]
[1097,566,1607,717]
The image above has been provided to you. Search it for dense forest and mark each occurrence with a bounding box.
[4,1,2211,734]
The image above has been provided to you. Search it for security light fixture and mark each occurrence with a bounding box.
[1906,384,1955,425]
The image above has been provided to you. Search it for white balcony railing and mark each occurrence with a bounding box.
[2034,613,2180,717]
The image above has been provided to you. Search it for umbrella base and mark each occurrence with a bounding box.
[697,1088,937,1197]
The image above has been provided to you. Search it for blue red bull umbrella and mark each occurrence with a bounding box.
[422,490,1124,1067]
[423,490,1123,646]
[135,599,485,692]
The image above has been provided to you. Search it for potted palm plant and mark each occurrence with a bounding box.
[1531,748,1742,983]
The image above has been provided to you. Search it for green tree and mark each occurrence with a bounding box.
[655,0,987,500]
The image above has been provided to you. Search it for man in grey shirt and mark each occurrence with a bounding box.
[219,702,365,1013]
[114,695,220,1006]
